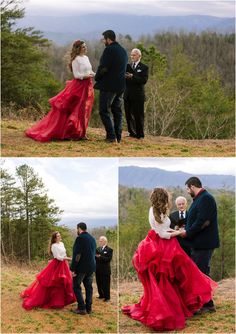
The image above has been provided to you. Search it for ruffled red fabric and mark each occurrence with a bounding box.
[122,230,217,331]
[25,78,94,142]
[20,259,76,310]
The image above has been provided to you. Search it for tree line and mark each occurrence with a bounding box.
[119,186,235,282]
[1,0,235,139]
[1,163,117,285]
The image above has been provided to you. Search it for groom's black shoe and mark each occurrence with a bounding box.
[96,296,104,299]
[194,306,216,315]
[86,308,92,314]
[201,305,216,313]
[105,138,117,143]
[71,308,86,315]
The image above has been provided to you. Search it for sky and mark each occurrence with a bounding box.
[23,0,235,17]
[2,158,118,228]
[119,158,236,176]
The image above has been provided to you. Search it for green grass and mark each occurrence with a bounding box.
[119,280,235,333]
[2,265,118,333]
[2,119,235,157]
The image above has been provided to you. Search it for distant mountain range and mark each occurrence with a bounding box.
[17,14,234,45]
[119,166,235,190]
[58,217,117,229]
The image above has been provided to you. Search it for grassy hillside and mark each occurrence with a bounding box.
[119,279,235,333]
[1,265,117,333]
[1,119,234,157]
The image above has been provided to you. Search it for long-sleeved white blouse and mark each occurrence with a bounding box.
[51,242,67,261]
[149,207,172,239]
[72,55,95,80]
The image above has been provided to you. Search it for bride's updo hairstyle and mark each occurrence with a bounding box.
[69,39,85,71]
[150,188,170,224]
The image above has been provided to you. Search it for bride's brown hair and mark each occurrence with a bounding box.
[69,40,85,71]
[48,231,60,256]
[150,188,170,224]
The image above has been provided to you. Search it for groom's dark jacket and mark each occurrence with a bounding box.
[185,189,220,250]
[94,41,128,92]
[70,232,96,273]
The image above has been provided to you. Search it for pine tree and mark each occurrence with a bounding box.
[1,0,62,110]
[15,164,62,262]
[0,167,17,261]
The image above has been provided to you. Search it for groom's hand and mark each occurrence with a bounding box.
[179,230,187,238]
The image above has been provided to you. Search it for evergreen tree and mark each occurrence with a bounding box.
[0,167,17,261]
[15,164,62,262]
[1,0,62,110]
[211,191,235,280]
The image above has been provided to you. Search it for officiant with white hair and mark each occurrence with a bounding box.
[124,48,149,139]
[95,236,113,301]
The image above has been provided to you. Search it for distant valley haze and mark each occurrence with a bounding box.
[17,13,235,45]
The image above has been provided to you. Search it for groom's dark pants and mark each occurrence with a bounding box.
[99,90,123,142]
[191,249,214,307]
[73,272,93,311]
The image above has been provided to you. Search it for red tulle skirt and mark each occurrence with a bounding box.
[25,78,94,142]
[20,259,76,310]
[122,230,217,331]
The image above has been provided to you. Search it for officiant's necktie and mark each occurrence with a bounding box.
[132,62,136,70]
[180,211,184,219]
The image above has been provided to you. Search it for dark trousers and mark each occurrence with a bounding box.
[191,249,214,307]
[177,237,191,257]
[95,271,111,300]
[73,272,94,311]
[124,97,144,138]
[99,91,123,142]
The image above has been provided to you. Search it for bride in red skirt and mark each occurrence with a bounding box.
[25,40,95,142]
[20,231,76,310]
[122,188,217,331]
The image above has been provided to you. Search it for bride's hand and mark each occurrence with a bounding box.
[88,72,95,78]
[169,230,182,237]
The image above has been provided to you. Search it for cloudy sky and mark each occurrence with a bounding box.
[2,158,118,227]
[23,0,235,17]
[119,158,236,176]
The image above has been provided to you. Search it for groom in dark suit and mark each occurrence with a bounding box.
[124,48,149,139]
[70,222,96,315]
[180,177,220,313]
[95,236,113,302]
[94,30,128,143]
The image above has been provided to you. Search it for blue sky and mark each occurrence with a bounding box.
[2,158,118,227]
[23,0,235,17]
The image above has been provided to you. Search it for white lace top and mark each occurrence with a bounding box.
[72,55,95,80]
[149,207,172,239]
[51,242,67,261]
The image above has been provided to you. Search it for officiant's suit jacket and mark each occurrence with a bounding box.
[124,62,149,101]
[170,210,188,229]
[95,245,113,275]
